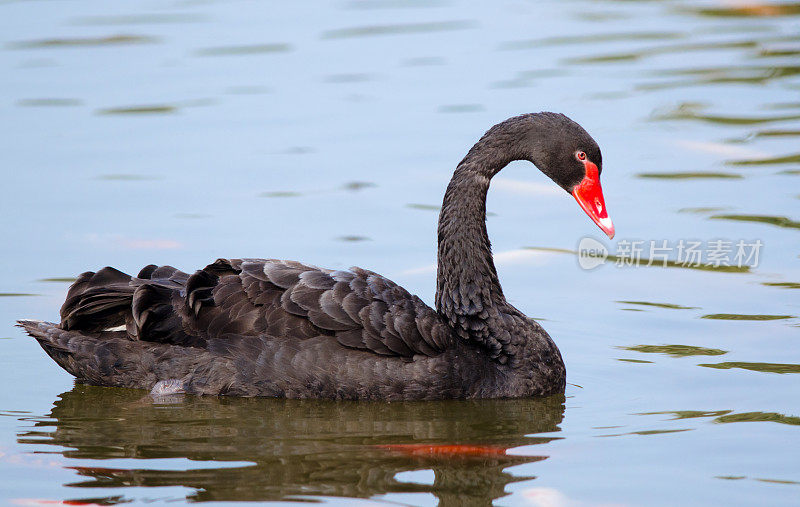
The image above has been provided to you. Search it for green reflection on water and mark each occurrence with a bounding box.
[654,102,800,125]
[683,3,800,18]
[407,203,442,211]
[598,429,693,438]
[699,362,800,374]
[765,102,800,110]
[756,478,800,484]
[498,31,683,51]
[715,412,800,425]
[98,105,177,115]
[616,301,699,310]
[321,20,476,39]
[17,98,82,107]
[621,344,728,357]
[678,207,730,214]
[762,282,800,289]
[259,191,302,198]
[15,385,564,504]
[336,235,371,242]
[701,313,795,320]
[637,172,743,179]
[639,410,733,420]
[342,181,377,191]
[566,40,759,65]
[710,214,800,230]
[754,129,800,137]
[626,429,691,436]
[195,43,292,57]
[728,153,800,166]
[759,47,800,57]
[9,34,157,49]
[345,0,448,10]
[644,64,800,89]
[640,410,800,426]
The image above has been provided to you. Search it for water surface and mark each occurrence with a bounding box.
[0,0,798,505]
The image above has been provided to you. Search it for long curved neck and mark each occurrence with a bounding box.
[435,121,531,359]
[435,114,571,365]
[435,165,504,320]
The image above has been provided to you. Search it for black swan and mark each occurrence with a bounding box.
[19,112,613,400]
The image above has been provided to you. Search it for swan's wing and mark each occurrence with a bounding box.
[60,259,452,358]
[186,259,452,357]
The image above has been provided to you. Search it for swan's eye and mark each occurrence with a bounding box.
[576,151,587,161]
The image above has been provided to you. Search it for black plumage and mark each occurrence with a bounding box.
[19,112,608,400]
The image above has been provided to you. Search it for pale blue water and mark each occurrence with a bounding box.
[0,1,798,505]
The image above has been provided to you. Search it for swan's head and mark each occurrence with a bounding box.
[521,112,614,240]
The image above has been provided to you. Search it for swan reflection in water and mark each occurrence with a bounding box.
[17,385,565,505]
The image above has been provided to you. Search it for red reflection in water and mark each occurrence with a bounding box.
[376,443,510,458]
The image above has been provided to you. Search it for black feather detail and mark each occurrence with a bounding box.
[264,261,306,288]
[335,329,366,349]
[289,283,326,312]
[319,289,357,327]
[137,264,159,279]
[60,267,133,331]
[298,270,336,290]
[280,288,307,317]
[185,269,219,316]
[132,284,200,347]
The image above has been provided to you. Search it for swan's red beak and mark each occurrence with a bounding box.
[571,161,615,239]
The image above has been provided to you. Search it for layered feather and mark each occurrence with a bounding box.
[58,259,452,361]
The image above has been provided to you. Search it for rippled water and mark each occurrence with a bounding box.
[1,0,798,505]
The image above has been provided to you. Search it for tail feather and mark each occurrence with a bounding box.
[18,319,172,389]
[17,320,91,380]
[17,319,232,394]
[60,267,134,331]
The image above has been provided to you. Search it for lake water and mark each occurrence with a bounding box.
[1,0,798,505]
